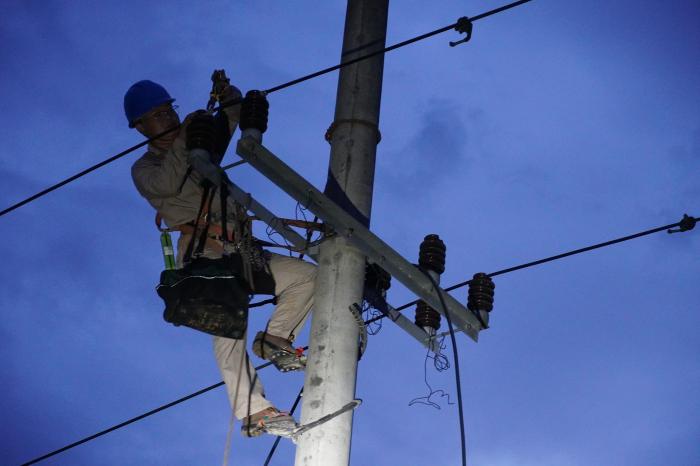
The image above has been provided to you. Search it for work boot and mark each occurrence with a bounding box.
[241,407,297,438]
[252,331,306,372]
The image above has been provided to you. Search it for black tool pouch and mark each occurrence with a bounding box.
[157,254,251,339]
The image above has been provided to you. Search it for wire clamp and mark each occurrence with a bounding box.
[449,17,473,47]
[667,214,697,234]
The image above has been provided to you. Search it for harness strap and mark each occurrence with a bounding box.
[155,213,168,232]
[220,183,229,247]
[183,185,211,264]
[193,189,217,258]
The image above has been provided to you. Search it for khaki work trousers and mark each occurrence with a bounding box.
[177,235,316,419]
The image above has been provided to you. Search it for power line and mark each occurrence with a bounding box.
[425,271,468,466]
[22,214,695,465]
[365,214,697,325]
[0,0,534,219]
[262,0,534,95]
[21,362,273,466]
[0,126,175,218]
[263,386,304,466]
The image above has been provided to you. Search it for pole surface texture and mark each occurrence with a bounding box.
[294,1,388,465]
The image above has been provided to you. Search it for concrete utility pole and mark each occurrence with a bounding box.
[294,1,389,465]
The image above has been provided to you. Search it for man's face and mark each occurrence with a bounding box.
[134,103,181,151]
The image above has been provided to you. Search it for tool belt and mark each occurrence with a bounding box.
[156,183,253,339]
[157,254,250,339]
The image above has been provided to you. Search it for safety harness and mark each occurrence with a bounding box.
[155,182,255,340]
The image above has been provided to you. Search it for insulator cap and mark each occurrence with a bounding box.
[240,90,269,133]
[186,111,217,154]
[365,263,391,293]
[415,300,441,330]
[419,234,446,274]
[467,272,495,313]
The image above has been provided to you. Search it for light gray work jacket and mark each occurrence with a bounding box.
[131,94,241,229]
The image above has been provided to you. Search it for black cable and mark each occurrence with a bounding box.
[362,300,383,336]
[0,124,178,218]
[250,297,277,309]
[262,0,534,95]
[365,215,698,326]
[222,159,247,171]
[18,213,698,464]
[21,362,271,466]
[263,386,304,466]
[0,0,534,219]
[22,340,310,465]
[424,271,467,466]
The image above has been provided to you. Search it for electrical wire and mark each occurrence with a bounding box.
[431,335,450,372]
[362,300,384,336]
[260,0,534,95]
[364,215,698,327]
[266,223,295,256]
[262,386,304,466]
[22,379,222,466]
[18,214,696,464]
[19,214,697,464]
[0,0,534,219]
[0,125,177,218]
[221,159,247,171]
[408,340,454,410]
[20,353,292,466]
[424,271,467,466]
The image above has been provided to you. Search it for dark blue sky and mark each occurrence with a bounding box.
[2,1,698,465]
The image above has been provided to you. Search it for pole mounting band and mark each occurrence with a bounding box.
[325,118,382,144]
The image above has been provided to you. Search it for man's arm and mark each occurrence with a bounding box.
[131,135,191,200]
[219,82,243,130]
[212,82,243,164]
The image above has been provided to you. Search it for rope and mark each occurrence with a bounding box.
[222,408,236,466]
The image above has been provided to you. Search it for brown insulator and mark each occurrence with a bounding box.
[365,263,391,293]
[418,234,446,274]
[239,90,269,133]
[415,300,441,330]
[186,111,217,154]
[467,273,495,313]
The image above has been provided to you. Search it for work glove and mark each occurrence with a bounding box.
[186,111,225,186]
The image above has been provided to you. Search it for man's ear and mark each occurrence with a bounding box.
[134,121,146,136]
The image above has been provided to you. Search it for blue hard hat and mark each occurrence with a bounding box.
[123,80,175,127]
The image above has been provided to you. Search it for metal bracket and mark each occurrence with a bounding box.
[223,178,316,259]
[236,137,486,341]
[449,17,473,47]
[667,214,697,234]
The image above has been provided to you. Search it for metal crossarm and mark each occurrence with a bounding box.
[377,296,447,351]
[229,178,444,349]
[236,137,485,341]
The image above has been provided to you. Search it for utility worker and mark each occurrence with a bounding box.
[124,76,316,438]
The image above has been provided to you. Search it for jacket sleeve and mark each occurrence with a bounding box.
[131,136,191,200]
[220,84,243,133]
[212,84,243,165]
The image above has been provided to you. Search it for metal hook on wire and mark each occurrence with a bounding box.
[449,17,473,47]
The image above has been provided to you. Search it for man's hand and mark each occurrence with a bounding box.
[208,69,242,110]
